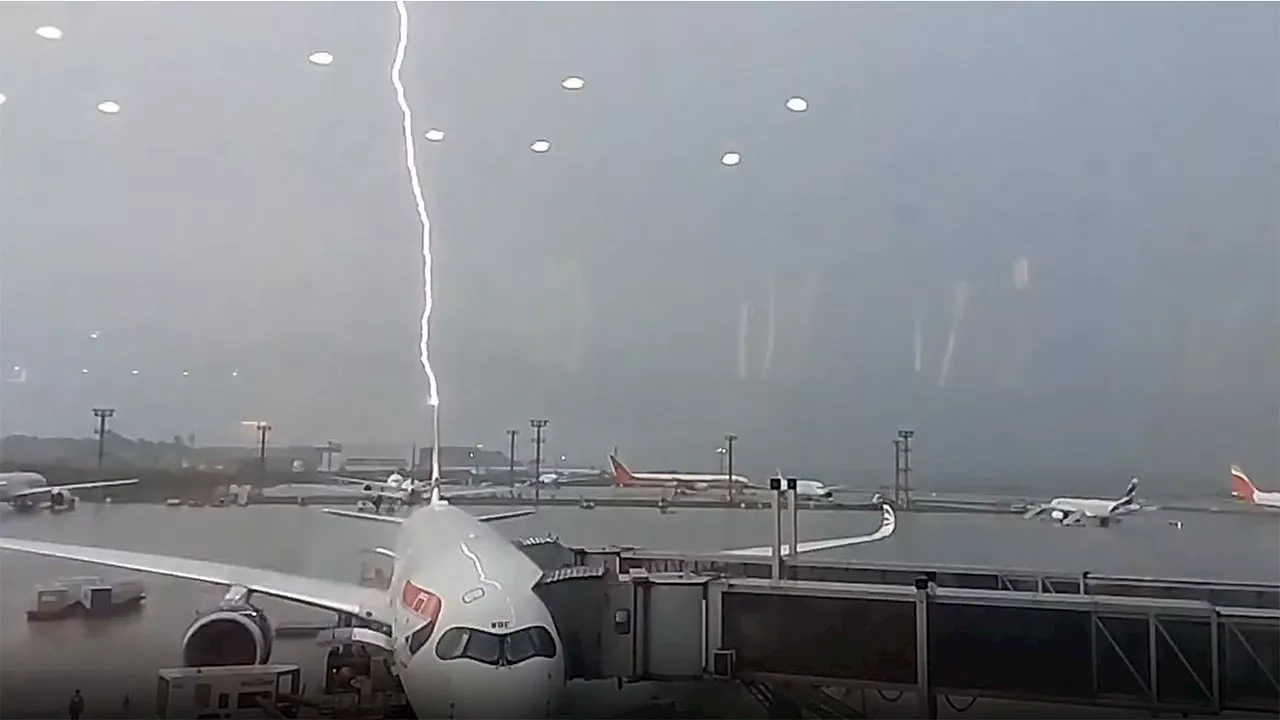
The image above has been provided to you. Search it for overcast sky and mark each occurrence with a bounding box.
[0,2,1276,483]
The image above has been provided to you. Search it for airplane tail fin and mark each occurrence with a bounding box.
[608,454,637,487]
[1109,476,1139,513]
[1230,465,1258,502]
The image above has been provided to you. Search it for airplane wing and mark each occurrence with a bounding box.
[439,485,512,500]
[0,537,390,623]
[720,504,897,557]
[321,507,536,524]
[9,478,139,500]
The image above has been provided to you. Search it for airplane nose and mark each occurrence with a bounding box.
[406,660,562,719]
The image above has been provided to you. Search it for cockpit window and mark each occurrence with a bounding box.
[407,620,436,655]
[506,626,557,664]
[434,625,558,666]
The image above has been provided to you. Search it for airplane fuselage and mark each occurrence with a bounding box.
[0,472,68,511]
[385,502,565,718]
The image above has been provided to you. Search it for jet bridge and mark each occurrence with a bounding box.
[530,556,1280,717]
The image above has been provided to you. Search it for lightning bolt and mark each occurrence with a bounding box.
[390,0,441,487]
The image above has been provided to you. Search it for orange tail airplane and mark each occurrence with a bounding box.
[608,454,749,493]
[1230,465,1280,509]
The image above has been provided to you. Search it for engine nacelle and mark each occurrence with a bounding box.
[48,490,76,511]
[182,604,274,666]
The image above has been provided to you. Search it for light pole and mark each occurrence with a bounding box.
[724,433,738,502]
[506,429,519,485]
[256,422,271,473]
[529,419,549,504]
[897,429,915,509]
[92,408,115,468]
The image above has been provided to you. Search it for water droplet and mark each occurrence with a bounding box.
[0,93,7,106]
[97,101,121,114]
[231,369,239,377]
[308,51,334,66]
[80,368,89,374]
[35,26,63,40]
[785,96,808,113]
[530,140,552,154]
[720,152,742,167]
[424,128,445,142]
[130,369,139,375]
[561,76,585,91]
[181,370,190,377]
[89,331,100,339]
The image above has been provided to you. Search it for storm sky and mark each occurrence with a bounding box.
[0,2,1276,483]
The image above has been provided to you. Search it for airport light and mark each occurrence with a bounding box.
[716,446,727,475]
[897,429,915,509]
[92,408,116,467]
[256,422,272,472]
[529,419,549,504]
[723,434,738,502]
[506,429,519,484]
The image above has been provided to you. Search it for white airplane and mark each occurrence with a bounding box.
[0,472,139,513]
[0,488,897,718]
[1021,477,1144,527]
[778,477,844,502]
[1230,465,1280,509]
[331,471,502,511]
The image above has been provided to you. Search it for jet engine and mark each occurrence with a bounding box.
[182,599,274,666]
[47,489,76,511]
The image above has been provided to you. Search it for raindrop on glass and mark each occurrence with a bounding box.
[561,76,586,91]
[36,26,63,40]
[308,51,334,66]
[720,152,742,167]
[530,139,552,154]
[97,101,121,114]
[424,128,445,142]
[0,93,7,106]
[785,96,809,113]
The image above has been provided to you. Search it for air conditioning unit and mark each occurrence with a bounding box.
[710,649,735,679]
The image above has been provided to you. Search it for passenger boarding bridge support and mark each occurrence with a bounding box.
[527,542,1280,718]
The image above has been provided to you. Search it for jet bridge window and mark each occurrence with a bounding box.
[434,626,558,666]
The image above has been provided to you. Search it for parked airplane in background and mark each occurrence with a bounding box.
[0,472,138,513]
[608,454,750,493]
[784,478,844,501]
[1230,466,1280,510]
[1022,477,1143,527]
[0,488,898,718]
[332,471,508,512]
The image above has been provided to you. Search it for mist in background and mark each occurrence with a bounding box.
[1,2,1276,486]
